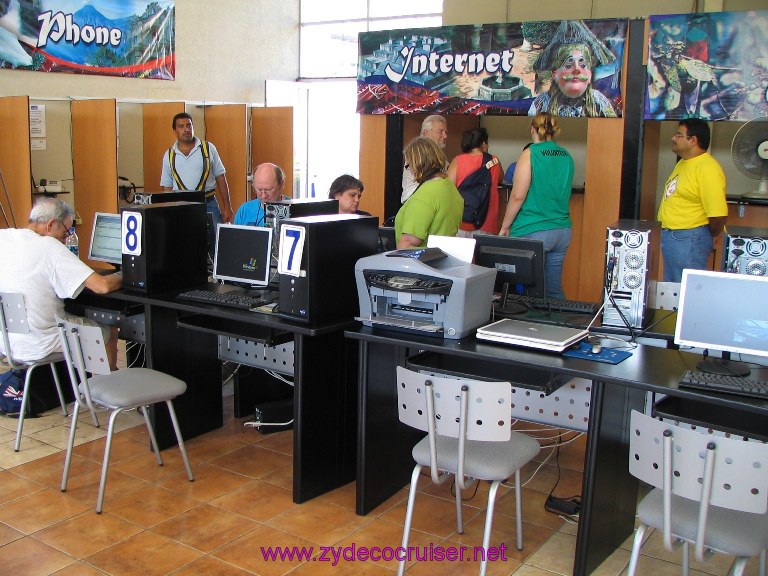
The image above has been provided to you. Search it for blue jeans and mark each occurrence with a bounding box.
[661,225,713,283]
[520,228,572,300]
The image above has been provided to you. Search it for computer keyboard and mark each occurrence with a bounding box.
[504,294,600,315]
[679,370,768,400]
[177,289,274,310]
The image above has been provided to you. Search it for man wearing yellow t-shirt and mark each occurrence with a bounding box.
[657,119,727,283]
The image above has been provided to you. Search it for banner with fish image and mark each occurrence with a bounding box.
[645,10,768,121]
[357,18,627,117]
[0,0,175,80]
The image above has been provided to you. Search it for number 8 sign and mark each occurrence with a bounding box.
[121,211,142,256]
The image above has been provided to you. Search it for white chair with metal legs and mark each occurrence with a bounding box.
[58,320,194,513]
[395,367,541,576]
[0,292,69,452]
[627,410,768,576]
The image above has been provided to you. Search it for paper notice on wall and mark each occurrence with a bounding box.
[29,104,46,137]
[31,138,46,150]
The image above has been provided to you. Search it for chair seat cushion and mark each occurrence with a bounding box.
[637,488,768,557]
[81,368,186,408]
[412,431,540,481]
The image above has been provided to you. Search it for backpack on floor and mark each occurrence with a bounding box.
[0,369,45,417]
[458,153,498,229]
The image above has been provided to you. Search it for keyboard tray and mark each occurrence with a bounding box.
[406,351,570,395]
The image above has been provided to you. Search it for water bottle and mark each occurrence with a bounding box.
[66,226,79,256]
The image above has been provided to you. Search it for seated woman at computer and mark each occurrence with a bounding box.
[498,112,574,300]
[234,163,288,226]
[329,174,371,216]
[395,138,463,249]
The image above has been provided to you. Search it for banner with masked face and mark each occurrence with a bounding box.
[357,18,626,117]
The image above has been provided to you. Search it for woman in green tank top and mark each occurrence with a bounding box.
[498,113,574,299]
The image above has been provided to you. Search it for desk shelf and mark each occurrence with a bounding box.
[177,313,292,347]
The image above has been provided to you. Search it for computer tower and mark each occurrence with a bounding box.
[278,214,378,323]
[602,220,660,329]
[722,225,768,276]
[121,202,208,293]
[264,198,338,257]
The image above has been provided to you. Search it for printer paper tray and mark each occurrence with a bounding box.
[356,315,443,334]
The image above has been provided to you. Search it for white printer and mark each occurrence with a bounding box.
[355,248,496,339]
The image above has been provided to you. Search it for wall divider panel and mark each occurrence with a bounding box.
[251,107,294,198]
[71,99,118,269]
[0,95,32,229]
[358,115,387,221]
[205,104,247,213]
[142,102,185,193]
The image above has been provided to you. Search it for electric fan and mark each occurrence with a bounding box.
[731,117,768,199]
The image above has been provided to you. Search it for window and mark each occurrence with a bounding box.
[298,2,442,200]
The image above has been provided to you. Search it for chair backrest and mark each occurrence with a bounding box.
[396,366,511,442]
[0,292,31,370]
[57,320,112,378]
[629,410,768,514]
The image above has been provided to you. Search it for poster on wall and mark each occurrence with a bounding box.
[645,10,768,121]
[0,0,175,80]
[357,18,627,117]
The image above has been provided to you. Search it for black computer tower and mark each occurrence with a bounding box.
[278,214,378,323]
[121,202,208,293]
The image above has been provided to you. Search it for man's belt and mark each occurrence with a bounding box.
[205,190,216,200]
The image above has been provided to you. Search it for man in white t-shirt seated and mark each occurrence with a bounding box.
[0,198,123,370]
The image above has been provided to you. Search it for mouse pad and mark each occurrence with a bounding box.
[563,342,632,364]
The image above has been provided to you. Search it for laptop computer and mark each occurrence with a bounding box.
[476,318,588,353]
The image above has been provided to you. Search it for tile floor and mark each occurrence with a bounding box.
[0,357,763,575]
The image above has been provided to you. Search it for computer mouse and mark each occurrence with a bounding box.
[591,343,602,355]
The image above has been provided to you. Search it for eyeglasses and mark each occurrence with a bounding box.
[59,221,72,237]
[672,133,692,140]
[254,186,276,195]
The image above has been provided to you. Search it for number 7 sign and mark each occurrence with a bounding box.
[277,224,305,276]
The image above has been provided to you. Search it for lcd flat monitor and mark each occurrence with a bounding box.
[88,212,122,265]
[213,224,273,287]
[474,235,546,313]
[675,269,768,376]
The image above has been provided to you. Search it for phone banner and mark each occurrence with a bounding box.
[0,0,175,80]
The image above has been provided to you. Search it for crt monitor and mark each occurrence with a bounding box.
[213,224,273,287]
[88,212,122,266]
[675,269,768,376]
[474,235,546,313]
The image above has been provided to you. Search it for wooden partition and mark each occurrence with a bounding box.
[251,107,294,198]
[358,115,387,220]
[71,99,118,268]
[0,96,33,229]
[142,102,184,192]
[574,118,625,301]
[205,104,248,213]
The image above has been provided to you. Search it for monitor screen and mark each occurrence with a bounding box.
[474,235,546,301]
[88,212,122,265]
[675,270,768,361]
[213,224,273,287]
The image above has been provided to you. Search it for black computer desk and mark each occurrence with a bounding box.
[345,325,768,575]
[73,286,358,504]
